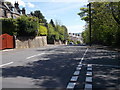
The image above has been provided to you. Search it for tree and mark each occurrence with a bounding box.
[33,10,47,23]
[78,2,120,47]
[78,7,89,22]
[54,31,59,40]
[1,18,16,35]
[61,25,69,40]
[50,19,55,27]
[110,2,120,25]
[47,19,68,43]
[38,25,47,36]
[16,16,39,37]
[47,24,55,40]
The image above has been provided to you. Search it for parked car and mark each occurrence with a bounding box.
[69,42,74,45]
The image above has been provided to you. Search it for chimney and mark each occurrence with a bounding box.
[22,8,26,15]
[14,1,19,8]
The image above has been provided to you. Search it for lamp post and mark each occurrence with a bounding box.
[88,3,92,46]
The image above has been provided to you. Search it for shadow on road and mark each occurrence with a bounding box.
[2,47,82,88]
[93,66,120,89]
[83,47,120,89]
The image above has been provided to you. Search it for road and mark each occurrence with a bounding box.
[0,45,120,89]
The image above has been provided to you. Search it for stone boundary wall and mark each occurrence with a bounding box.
[15,36,47,49]
[54,40,67,45]
[54,40,62,45]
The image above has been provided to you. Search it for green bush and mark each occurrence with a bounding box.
[47,20,69,42]
[47,24,55,40]
[38,25,47,36]
[1,18,16,35]
[59,35,64,41]
[55,32,59,40]
[77,41,81,44]
[16,16,39,36]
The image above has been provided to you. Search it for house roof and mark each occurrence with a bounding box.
[0,1,21,16]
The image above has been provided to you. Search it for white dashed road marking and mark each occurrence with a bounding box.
[76,67,81,70]
[84,64,93,90]
[78,64,82,67]
[67,48,88,89]
[86,72,92,76]
[0,62,13,67]
[87,67,92,71]
[74,71,80,75]
[85,77,92,82]
[70,76,79,81]
[67,83,76,89]
[88,64,92,67]
[26,53,45,59]
[85,84,92,90]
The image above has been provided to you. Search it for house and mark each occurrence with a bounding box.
[0,1,26,19]
[69,33,83,43]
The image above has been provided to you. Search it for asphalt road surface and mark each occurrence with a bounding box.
[0,45,120,90]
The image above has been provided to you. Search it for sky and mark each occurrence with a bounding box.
[5,0,89,33]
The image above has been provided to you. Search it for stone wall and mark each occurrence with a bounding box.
[54,40,62,45]
[54,40,67,45]
[15,36,47,49]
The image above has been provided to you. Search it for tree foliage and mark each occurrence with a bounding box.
[50,19,55,27]
[1,7,68,42]
[78,2,120,47]
[1,18,16,35]
[47,20,69,42]
[31,10,47,24]
[16,16,39,37]
[38,25,47,36]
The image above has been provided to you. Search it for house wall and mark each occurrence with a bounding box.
[0,8,3,18]
[6,12,12,18]
[13,14,20,19]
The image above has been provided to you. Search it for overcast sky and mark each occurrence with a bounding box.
[6,0,89,33]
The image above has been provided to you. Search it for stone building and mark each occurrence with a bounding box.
[0,1,26,19]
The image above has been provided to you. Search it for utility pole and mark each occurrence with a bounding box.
[88,3,92,46]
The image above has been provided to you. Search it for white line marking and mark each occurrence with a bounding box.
[85,77,92,82]
[79,48,88,64]
[87,67,92,71]
[74,71,80,75]
[66,48,88,89]
[26,53,45,59]
[79,62,82,64]
[67,82,76,89]
[76,67,81,70]
[84,83,92,90]
[78,64,82,67]
[83,48,88,58]
[88,64,92,67]
[86,72,92,76]
[70,76,79,81]
[81,57,84,61]
[0,62,13,67]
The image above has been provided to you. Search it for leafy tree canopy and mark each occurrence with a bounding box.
[78,2,120,47]
[38,25,47,36]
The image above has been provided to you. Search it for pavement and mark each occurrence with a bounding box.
[0,44,59,52]
[0,45,120,90]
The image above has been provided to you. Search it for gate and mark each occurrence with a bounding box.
[0,34,14,50]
